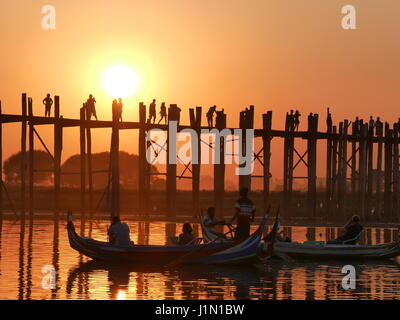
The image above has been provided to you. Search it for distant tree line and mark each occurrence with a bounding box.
[3,150,161,189]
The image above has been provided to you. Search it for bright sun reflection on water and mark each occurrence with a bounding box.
[116,290,127,300]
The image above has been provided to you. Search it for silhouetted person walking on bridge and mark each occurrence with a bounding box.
[148,99,157,124]
[294,110,301,131]
[369,116,375,133]
[207,106,216,127]
[326,108,333,132]
[288,110,295,131]
[376,117,383,136]
[86,94,98,120]
[158,102,167,124]
[112,99,123,122]
[43,94,53,117]
[117,98,123,122]
[354,117,360,135]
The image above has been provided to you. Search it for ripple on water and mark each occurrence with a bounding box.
[0,219,399,300]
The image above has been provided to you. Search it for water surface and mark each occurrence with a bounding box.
[0,218,399,300]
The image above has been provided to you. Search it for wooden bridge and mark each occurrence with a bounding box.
[0,94,399,223]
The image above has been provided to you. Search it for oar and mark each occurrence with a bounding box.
[274,251,294,263]
[261,207,295,263]
[165,237,220,268]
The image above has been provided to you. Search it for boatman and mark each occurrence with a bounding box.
[203,207,227,239]
[108,216,133,247]
[328,215,363,245]
[230,187,256,241]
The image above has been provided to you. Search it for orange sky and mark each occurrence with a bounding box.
[0,0,399,187]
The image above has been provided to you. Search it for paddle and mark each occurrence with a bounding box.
[264,207,295,263]
[165,236,221,268]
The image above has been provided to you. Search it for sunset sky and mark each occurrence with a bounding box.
[0,0,399,187]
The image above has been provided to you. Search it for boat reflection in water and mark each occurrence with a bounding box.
[1,218,400,300]
[66,260,271,300]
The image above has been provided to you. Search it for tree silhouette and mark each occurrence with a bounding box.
[61,151,160,189]
[4,150,53,184]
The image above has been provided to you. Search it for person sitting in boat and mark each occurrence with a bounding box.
[108,216,133,247]
[178,222,196,245]
[203,207,227,239]
[329,215,363,244]
[230,187,256,241]
[277,229,292,243]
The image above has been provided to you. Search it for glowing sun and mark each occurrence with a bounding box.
[102,65,140,98]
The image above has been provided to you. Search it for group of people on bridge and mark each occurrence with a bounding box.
[286,110,301,132]
[41,95,390,141]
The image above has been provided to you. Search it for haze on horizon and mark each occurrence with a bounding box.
[0,0,399,188]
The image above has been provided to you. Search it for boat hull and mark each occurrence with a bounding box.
[273,241,400,260]
[67,215,267,265]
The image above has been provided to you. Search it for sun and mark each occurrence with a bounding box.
[102,65,140,98]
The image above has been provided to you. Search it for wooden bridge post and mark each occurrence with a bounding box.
[21,94,27,220]
[54,96,62,217]
[384,124,393,220]
[138,103,148,217]
[331,126,338,219]
[307,114,318,218]
[283,113,289,209]
[111,104,120,218]
[85,103,93,218]
[214,111,227,218]
[366,123,374,219]
[283,112,294,217]
[166,105,177,218]
[28,98,34,220]
[339,120,348,221]
[190,107,202,217]
[326,122,333,220]
[287,123,294,210]
[239,105,254,191]
[376,124,384,220]
[79,107,86,220]
[393,124,399,221]
[337,122,344,213]
[359,123,368,220]
[0,102,2,219]
[262,111,272,213]
[351,122,357,216]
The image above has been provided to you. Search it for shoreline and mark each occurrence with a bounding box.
[1,211,398,229]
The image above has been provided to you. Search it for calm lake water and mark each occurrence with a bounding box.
[0,217,399,300]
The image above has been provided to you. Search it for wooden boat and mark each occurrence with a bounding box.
[198,213,400,261]
[268,239,400,260]
[67,212,268,265]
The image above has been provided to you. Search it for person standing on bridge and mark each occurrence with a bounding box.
[206,106,216,127]
[149,99,157,124]
[86,94,98,120]
[294,110,301,131]
[117,98,123,122]
[43,94,53,117]
[326,108,333,132]
[158,102,167,124]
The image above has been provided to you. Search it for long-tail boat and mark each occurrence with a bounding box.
[267,239,400,260]
[198,213,400,261]
[67,212,268,265]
